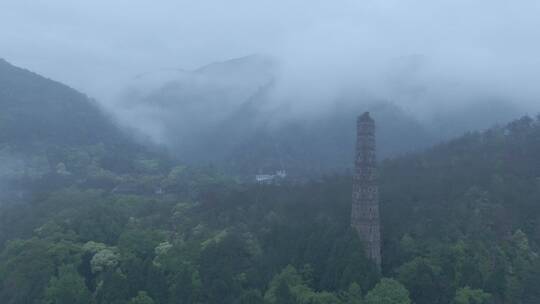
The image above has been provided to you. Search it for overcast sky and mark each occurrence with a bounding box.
[2,0,540,114]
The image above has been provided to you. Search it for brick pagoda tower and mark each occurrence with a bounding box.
[351,112,381,268]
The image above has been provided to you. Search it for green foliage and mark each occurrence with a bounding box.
[128,291,155,304]
[0,238,82,304]
[1,113,540,304]
[90,248,119,273]
[45,265,93,304]
[364,278,411,304]
[95,270,130,304]
[343,282,363,304]
[454,287,491,304]
[264,265,305,303]
[275,279,296,304]
[265,265,343,304]
[239,289,265,304]
[118,228,165,259]
[199,233,253,303]
[397,257,446,304]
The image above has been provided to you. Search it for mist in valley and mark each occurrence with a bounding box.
[3,2,540,304]
[3,1,540,171]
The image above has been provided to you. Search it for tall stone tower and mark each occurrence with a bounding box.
[351,112,381,268]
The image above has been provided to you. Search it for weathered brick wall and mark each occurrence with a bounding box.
[351,112,381,268]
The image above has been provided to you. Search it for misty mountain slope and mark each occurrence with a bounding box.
[0,59,169,198]
[380,115,540,252]
[115,55,440,176]
[220,101,437,176]
[358,116,540,304]
[116,55,276,145]
[115,55,527,177]
[0,58,126,147]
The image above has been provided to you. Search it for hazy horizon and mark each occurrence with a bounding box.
[2,0,540,120]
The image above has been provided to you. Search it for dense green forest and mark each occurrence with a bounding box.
[2,118,540,304]
[1,59,540,304]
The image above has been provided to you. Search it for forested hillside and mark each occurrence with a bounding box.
[0,58,125,146]
[0,59,170,202]
[1,60,540,304]
[1,104,540,303]
[4,0,540,303]
[378,115,540,304]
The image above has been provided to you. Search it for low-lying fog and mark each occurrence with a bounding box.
[2,0,540,166]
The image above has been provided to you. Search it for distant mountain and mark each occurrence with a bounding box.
[0,59,168,198]
[0,58,128,147]
[115,56,429,175]
[116,55,276,145]
[115,55,525,177]
[1,60,540,304]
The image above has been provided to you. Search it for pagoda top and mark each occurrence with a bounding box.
[359,112,373,122]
